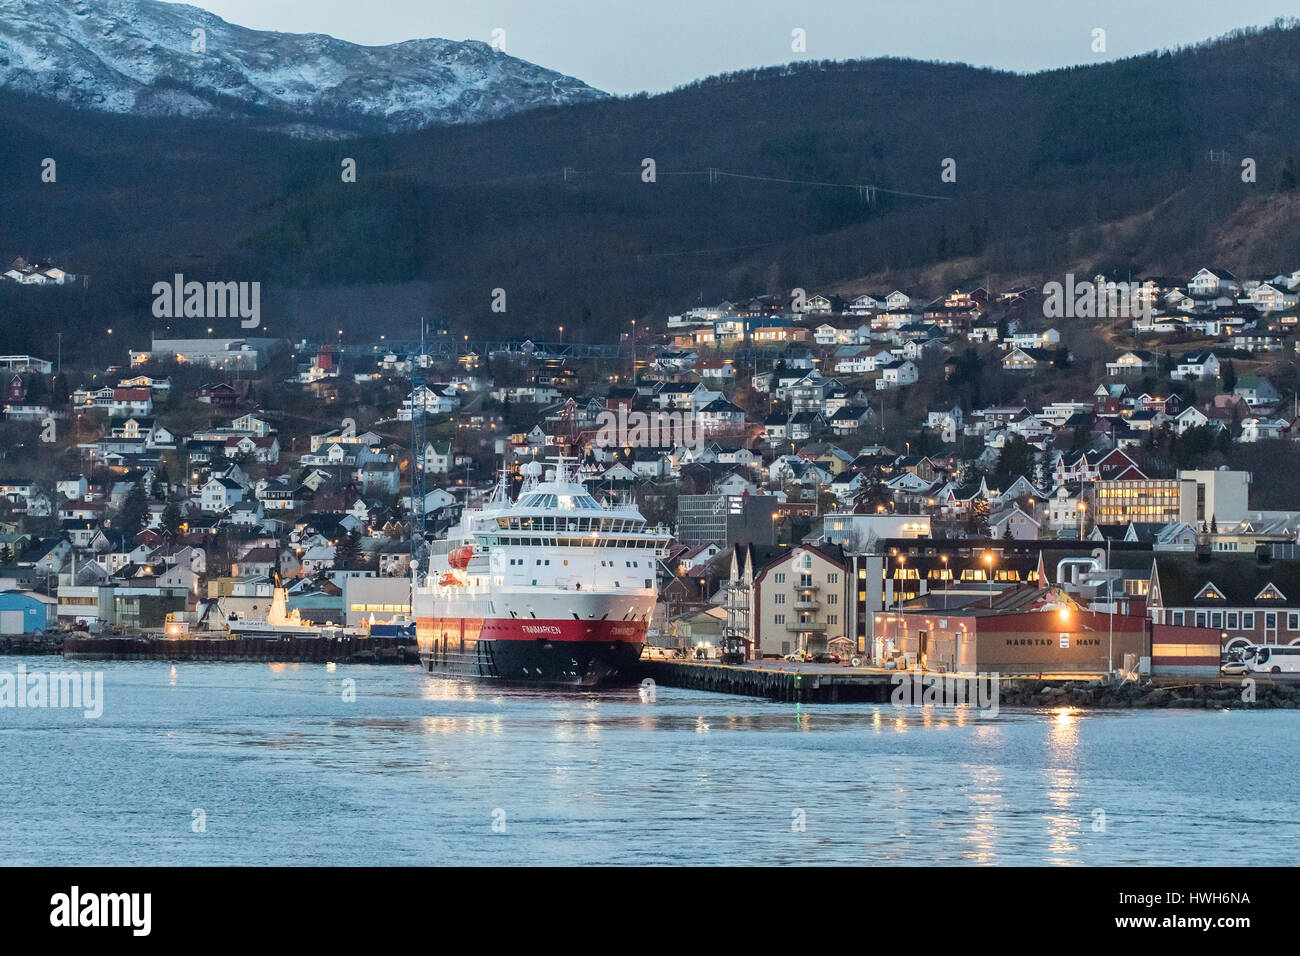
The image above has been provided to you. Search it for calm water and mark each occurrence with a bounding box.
[0,657,1294,866]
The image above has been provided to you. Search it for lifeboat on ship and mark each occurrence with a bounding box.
[448,545,475,570]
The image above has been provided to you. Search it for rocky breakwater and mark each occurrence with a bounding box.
[1000,678,1300,709]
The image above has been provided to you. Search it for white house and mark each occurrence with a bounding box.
[1240,418,1286,443]
[1005,328,1061,350]
[401,384,462,417]
[200,476,245,512]
[876,359,918,389]
[1243,282,1297,312]
[1173,406,1210,435]
[1105,350,1158,376]
[1171,351,1221,381]
[424,441,453,475]
[990,506,1040,541]
[1188,268,1239,298]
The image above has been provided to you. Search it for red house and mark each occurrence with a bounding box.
[187,383,239,408]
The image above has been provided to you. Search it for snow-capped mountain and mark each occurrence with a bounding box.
[0,0,607,134]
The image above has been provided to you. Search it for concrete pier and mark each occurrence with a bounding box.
[638,660,1300,708]
[63,635,419,664]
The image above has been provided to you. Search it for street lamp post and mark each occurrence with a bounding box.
[983,551,995,607]
[941,554,949,610]
[1107,539,1114,678]
[896,554,907,664]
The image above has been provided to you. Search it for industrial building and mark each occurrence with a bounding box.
[0,590,57,634]
[130,337,282,370]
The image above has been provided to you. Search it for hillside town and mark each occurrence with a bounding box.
[5,263,1300,679]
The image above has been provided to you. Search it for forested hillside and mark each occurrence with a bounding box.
[2,20,1300,357]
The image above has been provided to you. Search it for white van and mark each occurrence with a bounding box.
[1246,644,1300,675]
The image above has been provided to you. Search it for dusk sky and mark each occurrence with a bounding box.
[168,0,1299,94]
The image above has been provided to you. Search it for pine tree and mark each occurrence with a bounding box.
[155,463,171,500]
[334,529,361,570]
[161,497,184,535]
[116,482,149,541]
[1221,359,1237,394]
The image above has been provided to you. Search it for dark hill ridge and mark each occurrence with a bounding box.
[1,19,1299,355]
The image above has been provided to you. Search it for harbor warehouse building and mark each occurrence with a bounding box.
[343,576,412,627]
[878,590,1220,677]
[879,602,1145,674]
[0,590,57,634]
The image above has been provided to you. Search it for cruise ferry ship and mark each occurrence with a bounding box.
[413,460,670,685]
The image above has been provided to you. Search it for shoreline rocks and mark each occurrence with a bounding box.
[999,678,1300,710]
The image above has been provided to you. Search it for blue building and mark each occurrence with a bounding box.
[0,590,57,634]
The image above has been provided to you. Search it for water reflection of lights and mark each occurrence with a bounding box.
[695,715,710,734]
[1048,707,1080,758]
[417,715,504,736]
[1044,710,1082,864]
[962,766,1004,864]
[418,678,483,702]
[1044,768,1081,864]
